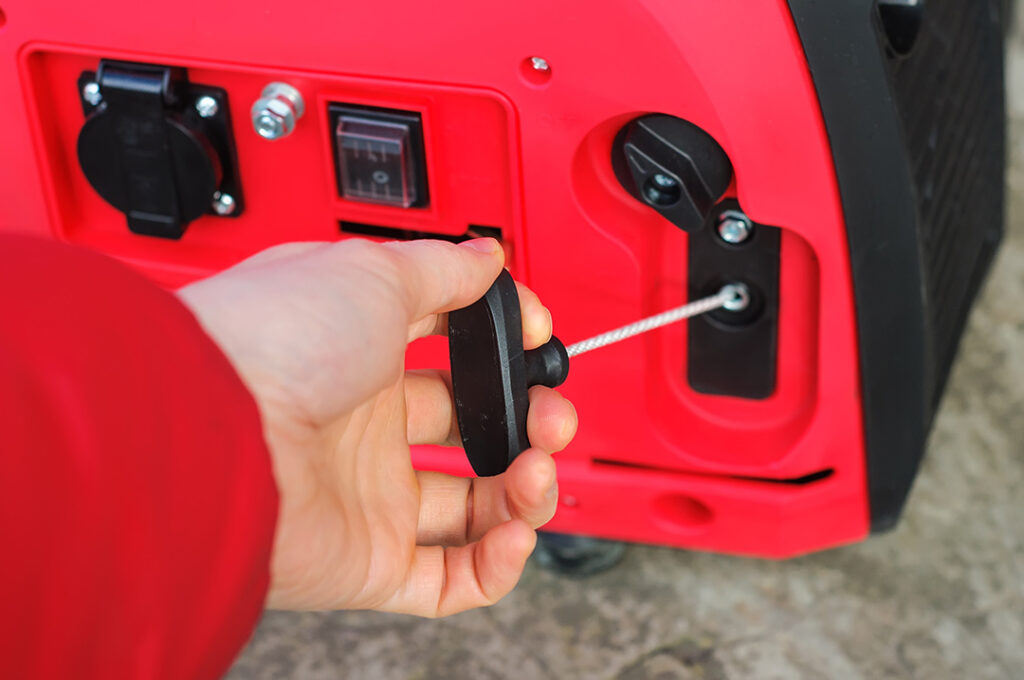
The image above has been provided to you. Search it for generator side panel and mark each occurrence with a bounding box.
[0,0,871,556]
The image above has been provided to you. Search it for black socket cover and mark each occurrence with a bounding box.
[78,114,221,235]
[76,61,228,239]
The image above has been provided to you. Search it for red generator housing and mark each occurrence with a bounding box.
[0,0,1008,556]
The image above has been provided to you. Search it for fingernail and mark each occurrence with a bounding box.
[462,237,500,255]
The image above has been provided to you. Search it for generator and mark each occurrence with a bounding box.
[0,0,1007,556]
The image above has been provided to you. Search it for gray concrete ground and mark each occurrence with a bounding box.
[228,24,1024,680]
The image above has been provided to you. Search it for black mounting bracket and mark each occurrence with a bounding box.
[687,200,780,399]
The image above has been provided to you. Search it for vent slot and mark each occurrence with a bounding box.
[339,221,502,243]
[592,459,834,486]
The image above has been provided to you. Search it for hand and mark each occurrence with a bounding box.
[178,238,577,616]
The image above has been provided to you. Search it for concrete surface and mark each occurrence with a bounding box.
[228,23,1024,680]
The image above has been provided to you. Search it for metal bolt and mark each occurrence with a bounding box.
[251,82,305,140]
[212,191,236,216]
[720,282,751,312]
[652,173,678,189]
[530,56,550,71]
[82,81,102,106]
[716,210,753,245]
[195,95,219,118]
[254,112,284,139]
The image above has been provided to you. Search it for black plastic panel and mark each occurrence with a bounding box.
[786,0,1006,530]
[687,201,780,400]
[883,0,1007,415]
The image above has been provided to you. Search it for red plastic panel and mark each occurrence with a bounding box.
[18,48,521,285]
[0,0,869,555]
[414,451,865,558]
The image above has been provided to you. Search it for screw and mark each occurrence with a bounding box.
[643,172,682,206]
[716,210,753,244]
[82,81,102,106]
[254,112,285,139]
[251,82,305,140]
[530,56,550,71]
[212,191,236,216]
[720,282,751,312]
[195,95,219,118]
[652,173,678,189]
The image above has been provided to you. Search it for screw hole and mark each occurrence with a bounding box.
[704,280,764,327]
[720,283,751,312]
[519,56,553,86]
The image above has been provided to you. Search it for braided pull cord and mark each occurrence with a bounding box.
[565,284,748,358]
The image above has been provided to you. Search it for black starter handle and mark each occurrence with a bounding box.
[448,270,569,476]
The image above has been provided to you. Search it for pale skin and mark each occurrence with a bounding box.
[178,237,577,616]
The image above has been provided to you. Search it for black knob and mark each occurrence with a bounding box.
[449,271,570,477]
[612,114,733,232]
[525,337,570,389]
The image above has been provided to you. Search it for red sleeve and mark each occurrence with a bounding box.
[0,236,279,679]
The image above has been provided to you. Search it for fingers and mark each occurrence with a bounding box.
[474,448,560,538]
[406,372,577,450]
[415,447,559,546]
[381,238,505,326]
[408,279,553,349]
[525,385,579,451]
[516,282,553,349]
[378,519,536,618]
[405,369,457,446]
[409,371,576,547]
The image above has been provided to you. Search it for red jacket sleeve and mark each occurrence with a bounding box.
[0,236,279,679]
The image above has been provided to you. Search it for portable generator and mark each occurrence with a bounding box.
[0,0,1008,557]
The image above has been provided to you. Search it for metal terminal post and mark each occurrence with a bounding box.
[251,82,305,140]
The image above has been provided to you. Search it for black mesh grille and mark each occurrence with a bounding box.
[785,0,1008,528]
[883,0,1006,414]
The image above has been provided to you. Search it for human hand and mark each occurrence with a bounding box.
[178,238,576,615]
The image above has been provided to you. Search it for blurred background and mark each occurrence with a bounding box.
[228,14,1024,680]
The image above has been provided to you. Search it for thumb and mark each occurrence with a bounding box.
[380,238,506,323]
